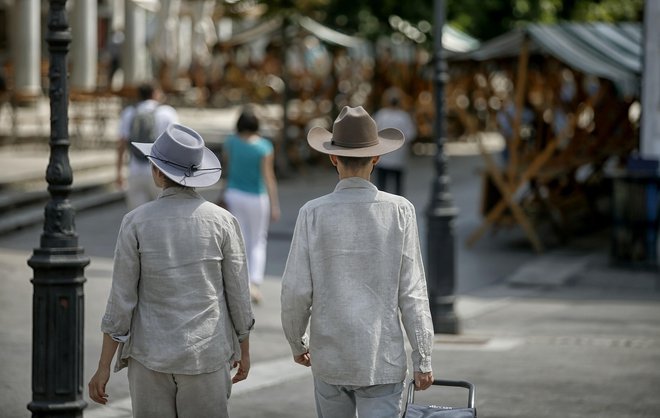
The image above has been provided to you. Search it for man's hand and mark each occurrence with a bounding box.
[232,338,251,383]
[293,352,311,367]
[414,371,433,391]
[231,355,250,383]
[88,366,111,405]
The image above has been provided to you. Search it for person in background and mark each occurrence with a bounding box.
[89,123,254,417]
[117,82,178,210]
[106,30,124,88]
[373,87,417,196]
[222,107,280,303]
[281,106,434,418]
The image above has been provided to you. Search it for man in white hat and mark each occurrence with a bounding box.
[281,106,434,418]
[89,124,254,417]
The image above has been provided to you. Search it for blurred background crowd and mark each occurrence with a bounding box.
[0,0,657,261]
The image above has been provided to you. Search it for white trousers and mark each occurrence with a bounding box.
[313,378,404,418]
[127,358,232,418]
[224,188,270,285]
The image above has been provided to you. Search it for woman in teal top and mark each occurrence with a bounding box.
[223,108,280,303]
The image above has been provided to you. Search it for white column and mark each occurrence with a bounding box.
[640,0,660,160]
[111,0,125,31]
[11,0,41,96]
[191,0,217,65]
[122,0,148,87]
[71,0,98,92]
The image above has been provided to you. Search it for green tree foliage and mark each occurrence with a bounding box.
[250,0,644,42]
[447,0,644,40]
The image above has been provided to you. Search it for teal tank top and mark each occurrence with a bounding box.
[225,134,273,194]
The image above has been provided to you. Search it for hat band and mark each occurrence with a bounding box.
[148,155,221,177]
[331,138,379,148]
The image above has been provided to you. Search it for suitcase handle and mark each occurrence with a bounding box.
[406,378,476,409]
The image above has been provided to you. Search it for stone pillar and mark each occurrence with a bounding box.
[11,0,41,96]
[122,0,148,87]
[71,0,98,92]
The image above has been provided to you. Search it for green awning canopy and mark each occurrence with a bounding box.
[449,23,642,96]
[226,16,479,54]
[442,25,480,53]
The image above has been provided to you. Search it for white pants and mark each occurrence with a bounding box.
[127,358,232,418]
[224,188,270,285]
[313,378,404,418]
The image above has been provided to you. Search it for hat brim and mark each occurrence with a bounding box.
[132,142,222,188]
[307,126,405,157]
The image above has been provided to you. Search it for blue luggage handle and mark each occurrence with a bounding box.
[406,379,476,409]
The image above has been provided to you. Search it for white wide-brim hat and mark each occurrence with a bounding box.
[307,106,405,157]
[132,123,222,188]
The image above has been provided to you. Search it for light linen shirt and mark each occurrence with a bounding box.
[373,108,417,169]
[102,187,254,375]
[281,177,434,386]
[118,99,179,176]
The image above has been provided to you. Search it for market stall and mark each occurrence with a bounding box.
[447,23,643,251]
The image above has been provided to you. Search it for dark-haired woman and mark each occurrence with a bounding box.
[223,108,280,303]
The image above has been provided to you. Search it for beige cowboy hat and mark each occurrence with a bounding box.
[307,106,405,157]
[132,123,222,188]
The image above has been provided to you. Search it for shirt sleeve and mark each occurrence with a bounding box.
[280,207,313,356]
[221,215,255,342]
[398,203,434,373]
[101,215,140,342]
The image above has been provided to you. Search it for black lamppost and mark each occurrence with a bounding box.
[426,0,459,334]
[27,1,88,416]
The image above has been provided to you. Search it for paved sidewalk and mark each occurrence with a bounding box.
[2,245,659,418]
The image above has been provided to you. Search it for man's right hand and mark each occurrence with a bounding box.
[414,371,433,391]
[88,366,111,404]
[293,352,311,367]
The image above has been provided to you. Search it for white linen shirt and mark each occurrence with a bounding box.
[101,187,254,375]
[118,99,179,177]
[373,108,417,169]
[281,177,434,386]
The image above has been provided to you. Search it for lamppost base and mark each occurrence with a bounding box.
[27,399,86,416]
[432,311,460,335]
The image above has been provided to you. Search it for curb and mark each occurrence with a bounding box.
[0,189,125,235]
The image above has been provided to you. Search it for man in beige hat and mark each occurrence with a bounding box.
[89,123,254,417]
[281,106,434,417]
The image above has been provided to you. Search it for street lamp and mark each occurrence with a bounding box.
[426,0,459,334]
[27,1,88,416]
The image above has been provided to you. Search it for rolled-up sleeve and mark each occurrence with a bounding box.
[222,216,255,341]
[101,216,140,342]
[398,205,434,373]
[281,208,312,356]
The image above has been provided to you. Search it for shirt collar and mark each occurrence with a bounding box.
[159,186,201,199]
[334,177,377,192]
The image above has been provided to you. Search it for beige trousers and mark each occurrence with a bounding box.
[127,358,232,418]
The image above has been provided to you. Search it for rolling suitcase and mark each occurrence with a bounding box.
[403,379,477,418]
